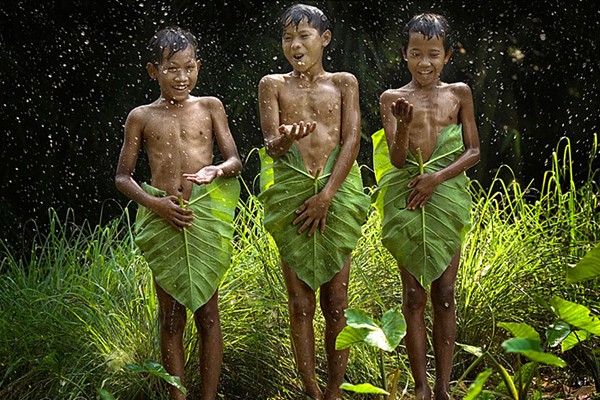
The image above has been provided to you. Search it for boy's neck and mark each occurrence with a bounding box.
[291,66,326,83]
[409,78,443,91]
[158,96,190,108]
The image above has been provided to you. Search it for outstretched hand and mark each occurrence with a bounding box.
[293,189,332,237]
[151,195,194,231]
[279,121,316,142]
[183,166,224,185]
[391,98,414,126]
[407,172,441,210]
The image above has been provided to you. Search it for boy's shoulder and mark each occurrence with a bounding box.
[380,85,411,102]
[329,71,358,87]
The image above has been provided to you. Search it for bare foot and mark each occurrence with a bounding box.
[414,384,432,400]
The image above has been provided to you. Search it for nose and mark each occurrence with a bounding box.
[291,37,302,49]
[175,69,187,81]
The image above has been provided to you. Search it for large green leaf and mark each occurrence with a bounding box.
[546,320,571,348]
[340,382,389,395]
[498,322,540,341]
[567,242,600,282]
[549,296,600,335]
[464,368,493,400]
[125,360,187,394]
[372,125,472,288]
[134,178,240,312]
[561,330,591,351]
[258,145,370,290]
[336,308,405,352]
[501,338,566,367]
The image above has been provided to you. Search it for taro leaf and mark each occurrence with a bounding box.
[567,242,600,282]
[501,338,566,367]
[372,125,472,288]
[380,308,407,350]
[546,320,571,348]
[498,321,540,341]
[258,145,370,290]
[340,382,389,395]
[126,360,187,394]
[457,343,484,357]
[336,308,405,352]
[549,296,600,335]
[561,330,591,351]
[464,368,493,400]
[134,178,240,312]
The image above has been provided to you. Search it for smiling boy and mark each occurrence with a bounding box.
[376,13,480,400]
[258,4,369,399]
[115,27,241,400]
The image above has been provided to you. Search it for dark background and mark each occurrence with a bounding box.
[1,0,599,254]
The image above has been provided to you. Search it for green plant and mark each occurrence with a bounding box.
[546,242,600,391]
[457,322,566,399]
[335,308,406,398]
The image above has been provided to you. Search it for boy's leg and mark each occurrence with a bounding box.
[193,290,222,400]
[154,279,188,400]
[319,256,351,400]
[430,250,460,400]
[399,266,431,400]
[282,260,323,399]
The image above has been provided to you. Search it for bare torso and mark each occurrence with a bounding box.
[139,97,215,199]
[383,82,462,162]
[276,72,344,175]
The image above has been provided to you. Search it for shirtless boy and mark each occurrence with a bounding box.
[115,27,242,400]
[377,13,480,400]
[258,4,369,399]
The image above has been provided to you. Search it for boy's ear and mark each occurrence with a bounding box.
[321,29,332,47]
[147,62,158,80]
[401,47,408,61]
[444,49,453,64]
[196,60,201,72]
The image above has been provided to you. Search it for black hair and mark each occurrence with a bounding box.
[401,13,454,52]
[281,3,330,35]
[147,26,198,64]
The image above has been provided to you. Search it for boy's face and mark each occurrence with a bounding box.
[403,32,452,87]
[147,46,200,103]
[282,19,331,73]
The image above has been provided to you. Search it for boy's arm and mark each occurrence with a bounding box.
[115,108,193,231]
[380,91,413,168]
[184,97,242,184]
[406,83,480,210]
[258,75,315,159]
[293,73,361,236]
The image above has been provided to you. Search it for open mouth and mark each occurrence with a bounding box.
[293,54,304,62]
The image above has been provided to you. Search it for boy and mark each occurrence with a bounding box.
[115,27,242,400]
[258,4,370,400]
[376,13,480,400]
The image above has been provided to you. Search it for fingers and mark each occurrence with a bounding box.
[281,121,315,141]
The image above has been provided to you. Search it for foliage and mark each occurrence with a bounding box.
[0,136,598,398]
[335,308,406,397]
[459,322,565,399]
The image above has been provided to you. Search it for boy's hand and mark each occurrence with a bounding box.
[183,166,224,185]
[407,173,441,210]
[151,196,194,231]
[293,190,332,237]
[391,98,414,126]
[279,121,316,142]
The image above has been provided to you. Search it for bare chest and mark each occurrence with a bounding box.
[278,84,341,123]
[143,108,213,147]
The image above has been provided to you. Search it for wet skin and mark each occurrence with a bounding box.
[379,32,480,400]
[115,45,241,400]
[258,17,360,400]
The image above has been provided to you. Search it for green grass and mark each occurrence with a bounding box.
[1,137,598,399]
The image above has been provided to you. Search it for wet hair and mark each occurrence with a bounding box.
[147,26,198,64]
[281,3,330,35]
[402,13,454,52]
